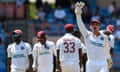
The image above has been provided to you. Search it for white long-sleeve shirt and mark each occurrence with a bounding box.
[76,14,110,60]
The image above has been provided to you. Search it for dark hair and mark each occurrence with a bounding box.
[66,30,74,33]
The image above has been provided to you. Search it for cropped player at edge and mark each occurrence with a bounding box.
[100,25,115,56]
[32,31,56,72]
[75,2,112,72]
[100,25,115,72]
[7,29,32,72]
[56,24,83,72]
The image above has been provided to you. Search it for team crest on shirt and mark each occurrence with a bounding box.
[108,37,111,41]
[100,37,104,41]
[100,36,111,41]
[21,46,25,50]
[45,46,50,49]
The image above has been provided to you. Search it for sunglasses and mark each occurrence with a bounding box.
[12,33,20,38]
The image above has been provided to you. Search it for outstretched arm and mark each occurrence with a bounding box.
[75,2,88,37]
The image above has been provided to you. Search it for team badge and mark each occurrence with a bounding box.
[21,46,25,50]
[100,37,104,40]
[45,46,49,49]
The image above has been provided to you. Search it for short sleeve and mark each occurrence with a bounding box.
[76,39,82,49]
[32,44,38,68]
[50,42,57,56]
[109,35,115,48]
[26,43,32,55]
[7,45,12,58]
[56,39,60,50]
[81,43,87,53]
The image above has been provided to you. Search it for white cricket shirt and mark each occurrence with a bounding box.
[76,15,110,61]
[7,41,32,69]
[32,40,56,68]
[56,33,82,63]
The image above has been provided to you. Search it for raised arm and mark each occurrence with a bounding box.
[75,2,88,37]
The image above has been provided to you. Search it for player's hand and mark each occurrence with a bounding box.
[26,68,29,72]
[56,61,61,72]
[75,2,85,15]
[103,30,112,36]
[107,58,113,69]
[56,65,61,72]
[33,67,37,72]
[56,68,61,72]
[80,66,83,72]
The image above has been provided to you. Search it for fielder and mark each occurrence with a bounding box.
[56,24,83,72]
[75,2,112,72]
[32,31,56,72]
[100,25,115,71]
[7,29,32,72]
[100,25,115,54]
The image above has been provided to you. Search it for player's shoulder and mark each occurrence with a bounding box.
[47,40,55,44]
[56,36,64,42]
[86,31,92,37]
[8,42,14,46]
[23,41,31,47]
[99,30,105,34]
[109,34,114,38]
[33,42,41,47]
[46,40,55,48]
[7,43,14,48]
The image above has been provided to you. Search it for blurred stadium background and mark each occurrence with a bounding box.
[0,0,120,71]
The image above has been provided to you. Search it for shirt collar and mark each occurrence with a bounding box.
[14,40,23,45]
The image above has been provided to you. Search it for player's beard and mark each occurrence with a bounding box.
[93,27,99,32]
[93,27,96,30]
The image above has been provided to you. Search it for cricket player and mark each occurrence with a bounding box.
[100,25,115,56]
[56,24,83,72]
[73,30,87,72]
[100,25,115,71]
[32,31,56,72]
[7,29,32,72]
[75,2,112,72]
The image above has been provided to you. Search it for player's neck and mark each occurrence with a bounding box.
[93,31,100,36]
[15,40,21,44]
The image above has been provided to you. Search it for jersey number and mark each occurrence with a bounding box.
[64,42,75,53]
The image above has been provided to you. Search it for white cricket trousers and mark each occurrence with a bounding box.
[86,59,109,72]
[37,64,53,72]
[11,68,26,72]
[61,62,80,72]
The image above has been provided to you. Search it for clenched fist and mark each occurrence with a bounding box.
[75,2,85,14]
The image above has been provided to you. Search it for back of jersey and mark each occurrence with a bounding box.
[56,33,81,63]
